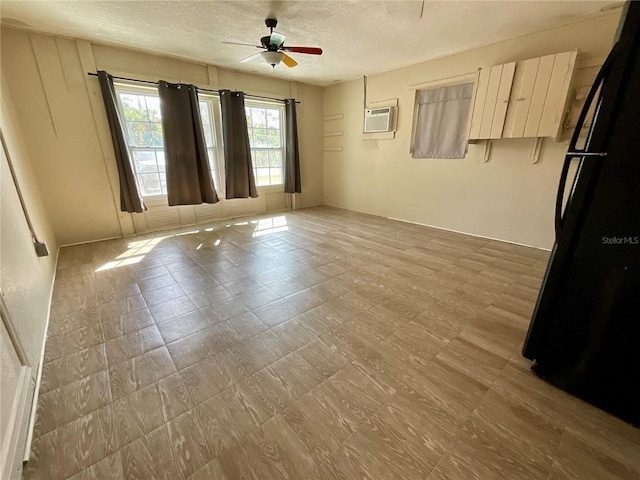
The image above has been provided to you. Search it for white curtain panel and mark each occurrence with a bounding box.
[412,82,474,159]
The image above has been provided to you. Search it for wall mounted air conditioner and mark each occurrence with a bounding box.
[364,107,395,133]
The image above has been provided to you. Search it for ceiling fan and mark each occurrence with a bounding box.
[222,18,323,69]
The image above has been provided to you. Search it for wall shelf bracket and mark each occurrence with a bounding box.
[530,137,543,164]
[481,140,492,163]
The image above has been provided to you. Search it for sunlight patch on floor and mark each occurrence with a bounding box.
[253,216,288,237]
[95,214,289,271]
[95,255,144,272]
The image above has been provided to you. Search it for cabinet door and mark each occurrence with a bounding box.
[489,62,516,139]
[503,57,539,138]
[478,65,504,139]
[524,54,555,137]
[469,67,491,140]
[538,50,578,138]
[470,63,515,140]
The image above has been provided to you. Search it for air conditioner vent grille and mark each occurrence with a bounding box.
[364,107,395,133]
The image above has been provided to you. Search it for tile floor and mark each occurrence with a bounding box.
[23,207,640,479]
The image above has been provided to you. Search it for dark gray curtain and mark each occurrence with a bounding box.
[219,90,258,199]
[284,99,301,194]
[158,81,219,206]
[97,71,146,213]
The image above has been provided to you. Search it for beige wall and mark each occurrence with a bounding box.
[323,10,621,249]
[1,71,58,369]
[1,69,58,467]
[0,27,324,245]
[1,30,123,245]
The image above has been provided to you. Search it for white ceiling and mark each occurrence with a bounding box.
[1,1,621,85]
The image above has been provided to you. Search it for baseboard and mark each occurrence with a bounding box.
[387,216,553,252]
[59,235,123,248]
[23,244,60,464]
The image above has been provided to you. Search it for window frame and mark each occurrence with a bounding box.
[244,99,286,191]
[197,94,223,194]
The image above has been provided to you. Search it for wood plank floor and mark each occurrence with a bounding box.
[24,206,640,480]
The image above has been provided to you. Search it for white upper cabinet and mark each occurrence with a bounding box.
[470,50,577,141]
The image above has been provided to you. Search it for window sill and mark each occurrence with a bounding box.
[256,184,284,194]
[140,186,284,208]
[142,195,168,207]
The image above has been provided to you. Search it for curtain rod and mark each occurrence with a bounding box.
[87,72,300,104]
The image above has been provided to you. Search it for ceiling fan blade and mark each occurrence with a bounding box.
[281,53,298,68]
[222,41,263,48]
[240,52,263,63]
[281,46,323,55]
[269,31,286,47]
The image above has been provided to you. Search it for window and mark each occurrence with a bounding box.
[198,100,220,189]
[411,82,474,159]
[245,102,284,186]
[115,85,220,197]
[116,89,164,196]
[114,86,285,196]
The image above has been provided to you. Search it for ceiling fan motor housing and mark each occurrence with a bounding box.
[265,18,278,30]
[260,35,279,50]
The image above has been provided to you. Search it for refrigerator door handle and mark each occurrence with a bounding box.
[555,154,580,240]
[555,46,618,240]
[565,152,607,157]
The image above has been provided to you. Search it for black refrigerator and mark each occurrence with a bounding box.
[523,1,640,427]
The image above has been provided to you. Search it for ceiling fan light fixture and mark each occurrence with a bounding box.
[262,51,284,67]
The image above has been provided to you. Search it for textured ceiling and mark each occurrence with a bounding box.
[1,1,621,85]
